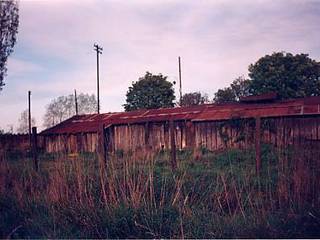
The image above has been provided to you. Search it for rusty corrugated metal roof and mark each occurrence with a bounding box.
[193,97,320,121]
[41,96,320,135]
[110,104,209,125]
[40,114,105,135]
[239,92,278,102]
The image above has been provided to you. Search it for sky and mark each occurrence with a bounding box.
[1,0,320,131]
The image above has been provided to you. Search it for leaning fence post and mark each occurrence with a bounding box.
[255,117,261,175]
[170,120,177,170]
[32,127,39,171]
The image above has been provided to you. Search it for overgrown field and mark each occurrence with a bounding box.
[1,144,320,238]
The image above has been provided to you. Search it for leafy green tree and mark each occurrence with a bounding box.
[249,52,320,99]
[0,0,19,91]
[124,72,175,111]
[213,88,236,103]
[180,92,209,106]
[213,76,251,103]
[230,76,251,100]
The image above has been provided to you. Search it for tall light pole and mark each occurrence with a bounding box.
[94,44,103,114]
[178,56,182,104]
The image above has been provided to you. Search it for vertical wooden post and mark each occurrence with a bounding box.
[255,117,261,175]
[170,120,177,170]
[98,123,108,204]
[144,121,149,145]
[94,44,103,114]
[32,127,39,171]
[74,89,78,115]
[109,125,115,154]
[178,56,182,104]
[28,91,32,148]
[98,123,107,167]
[186,120,195,148]
[144,121,150,156]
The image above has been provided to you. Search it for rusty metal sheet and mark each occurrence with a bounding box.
[41,96,320,135]
[240,92,278,102]
[192,97,320,122]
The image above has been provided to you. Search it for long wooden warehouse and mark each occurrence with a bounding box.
[40,94,320,155]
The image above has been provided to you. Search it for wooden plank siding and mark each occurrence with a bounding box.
[38,115,320,155]
[105,116,320,155]
[42,133,98,153]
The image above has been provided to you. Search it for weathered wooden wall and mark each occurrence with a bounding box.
[42,133,98,153]
[107,119,253,154]
[258,116,320,149]
[110,121,190,154]
[0,133,98,154]
[31,115,320,154]
[0,134,31,153]
[0,134,46,154]
[107,116,320,155]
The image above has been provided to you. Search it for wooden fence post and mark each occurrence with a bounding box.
[98,123,108,204]
[170,120,177,170]
[32,127,39,171]
[144,121,150,145]
[255,117,261,175]
[144,121,150,156]
[98,123,107,167]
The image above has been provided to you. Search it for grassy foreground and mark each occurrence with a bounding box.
[1,145,320,238]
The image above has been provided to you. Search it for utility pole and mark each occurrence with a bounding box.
[28,90,31,148]
[74,89,78,115]
[178,56,182,104]
[94,43,103,114]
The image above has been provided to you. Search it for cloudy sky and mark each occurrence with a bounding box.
[1,0,320,131]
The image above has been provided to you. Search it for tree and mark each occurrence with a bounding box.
[249,52,320,99]
[124,72,175,111]
[43,93,97,128]
[213,76,251,103]
[77,93,97,114]
[17,109,36,134]
[180,92,209,107]
[0,0,19,91]
[213,88,236,103]
[230,76,251,100]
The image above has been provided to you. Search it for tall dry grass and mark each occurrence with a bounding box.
[0,143,320,238]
